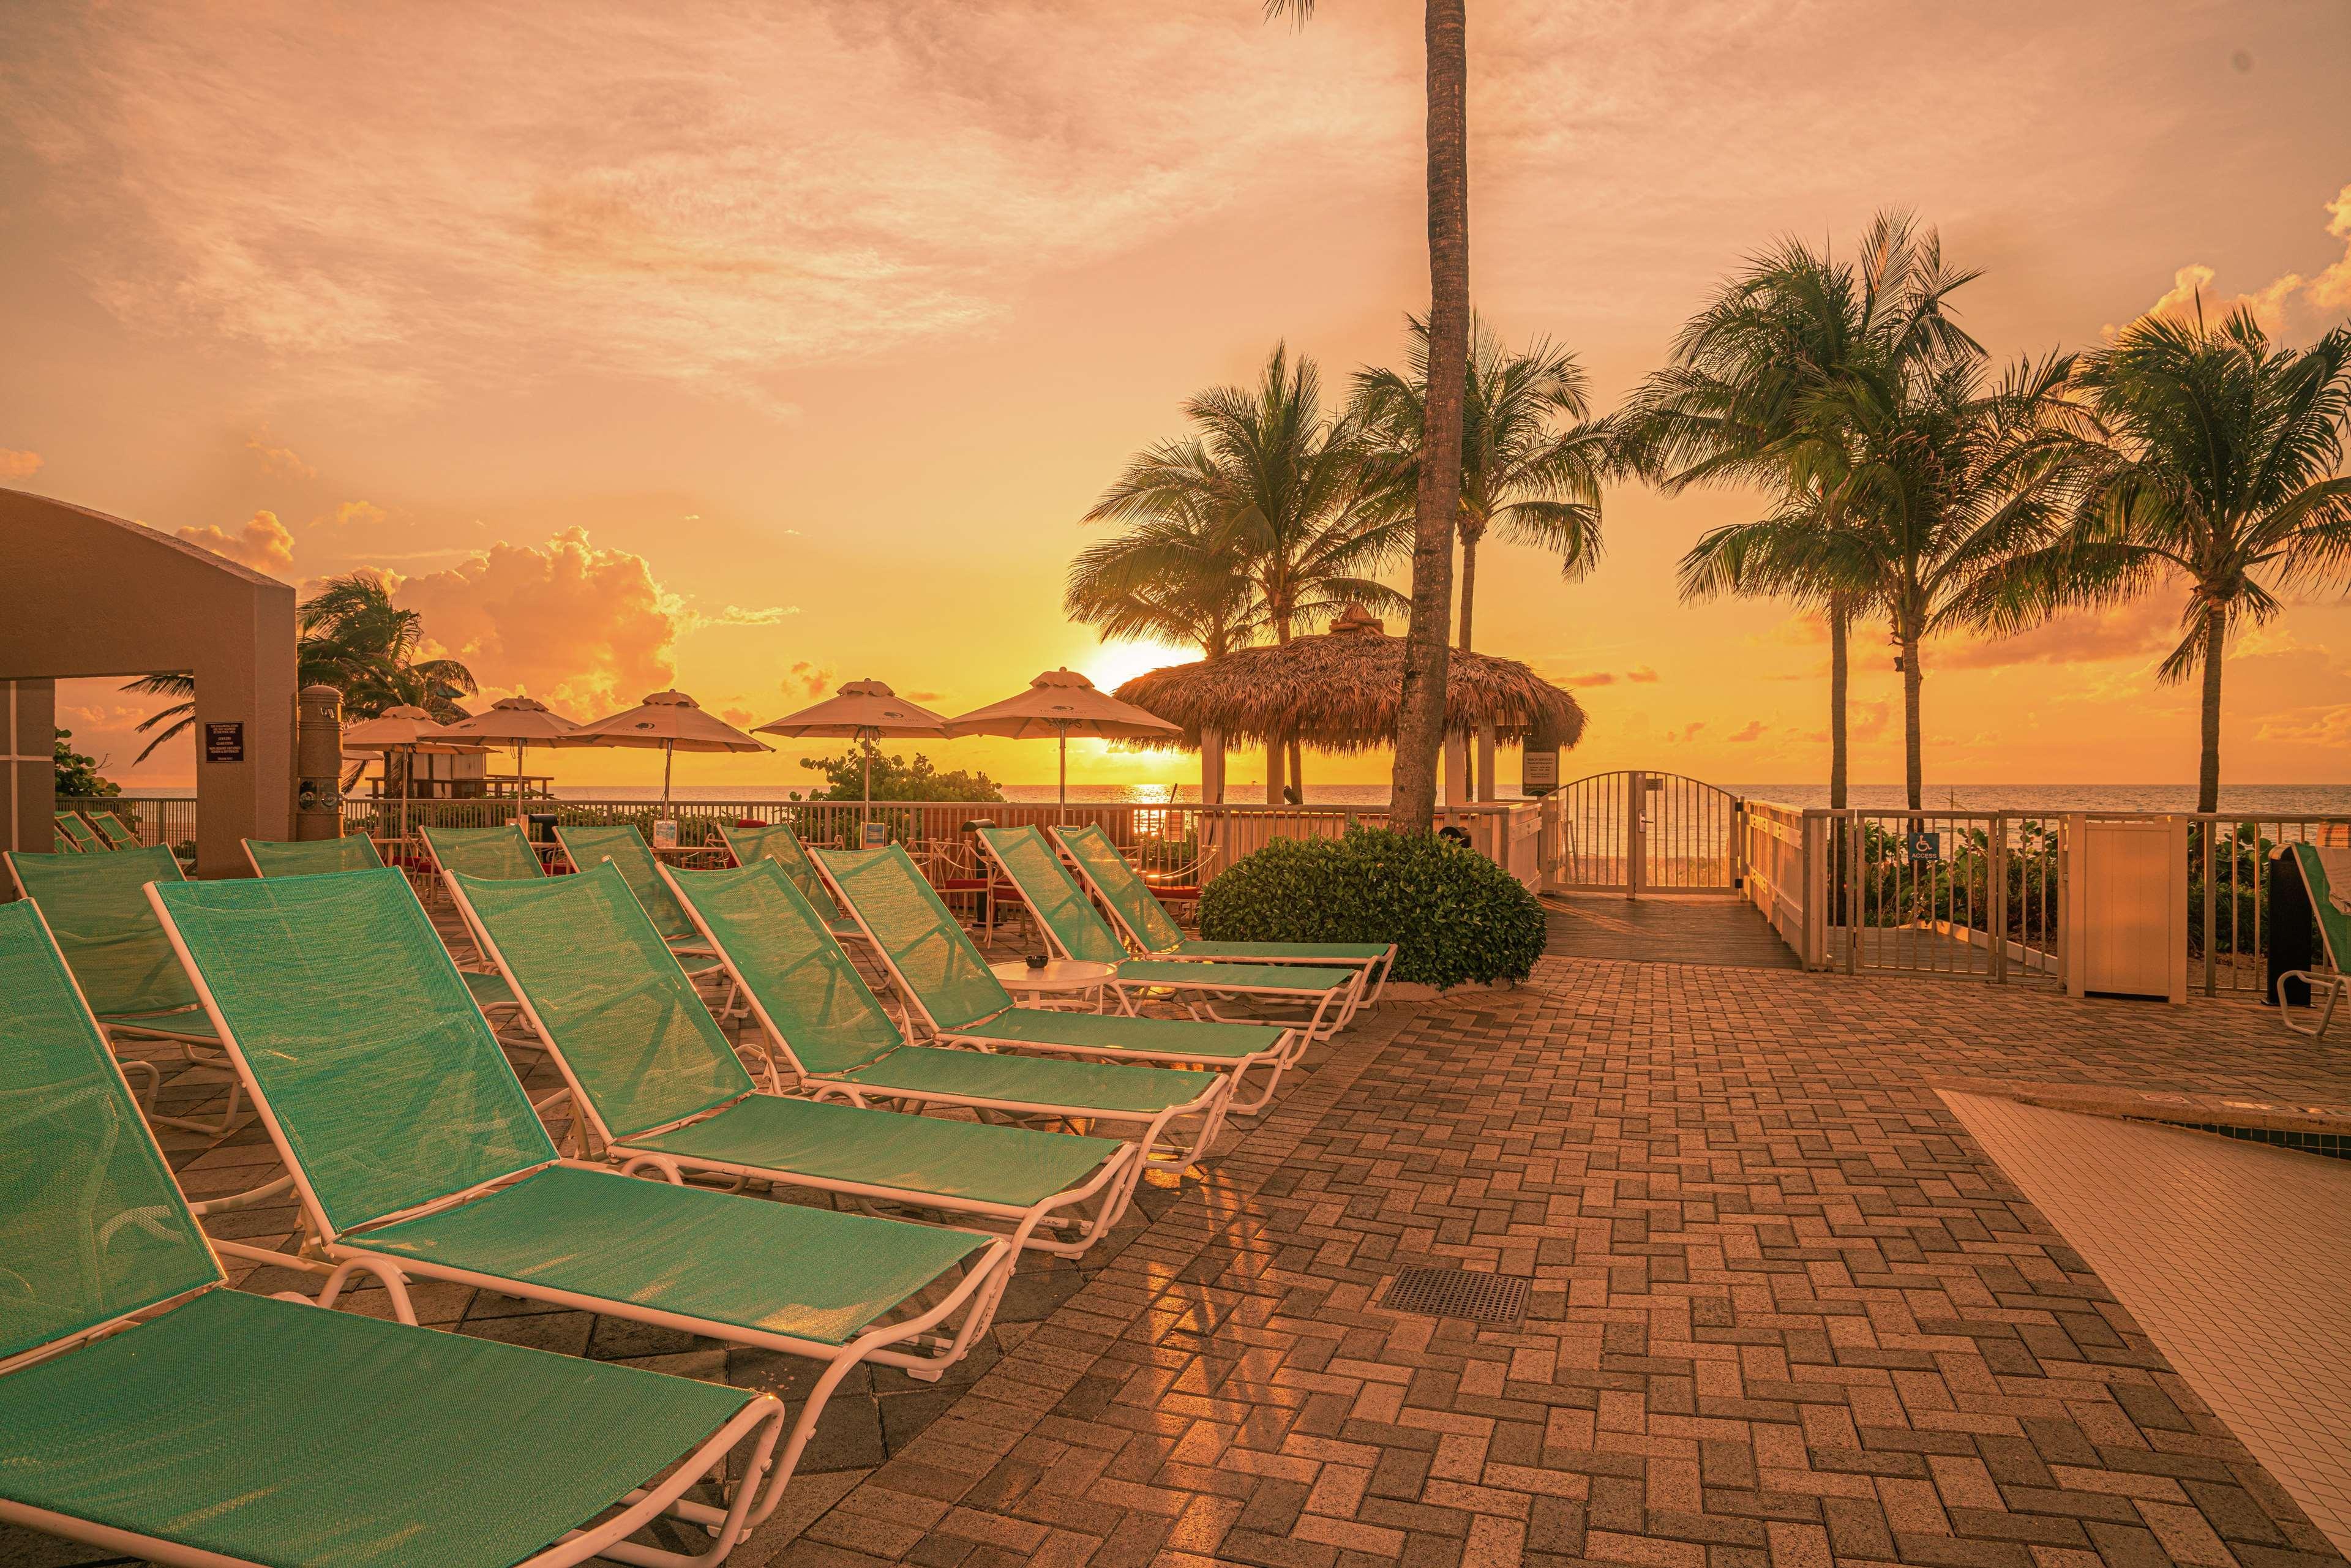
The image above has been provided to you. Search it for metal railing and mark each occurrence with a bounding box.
[54,796,199,857]
[2188,815,2351,996]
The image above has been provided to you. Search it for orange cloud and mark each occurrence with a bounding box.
[1940,596,2181,670]
[783,662,834,700]
[393,527,679,713]
[0,448,42,478]
[1626,667,1659,683]
[1564,671,1616,688]
[2120,180,2351,338]
[177,509,294,573]
[1728,720,1766,742]
[246,430,315,479]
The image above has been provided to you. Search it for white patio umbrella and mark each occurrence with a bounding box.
[946,668,1179,819]
[558,689,770,806]
[755,678,951,825]
[434,694,581,796]
[340,704,489,845]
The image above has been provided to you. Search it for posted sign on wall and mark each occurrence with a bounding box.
[201,722,244,763]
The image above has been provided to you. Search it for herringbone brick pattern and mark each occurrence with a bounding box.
[763,957,2351,1568]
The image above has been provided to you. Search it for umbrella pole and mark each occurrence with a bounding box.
[862,735,873,828]
[662,742,673,808]
[1058,729,1068,823]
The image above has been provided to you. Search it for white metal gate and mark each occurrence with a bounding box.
[1553,771,1740,893]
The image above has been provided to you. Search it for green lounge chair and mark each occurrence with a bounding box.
[664,858,1235,1169]
[54,812,105,853]
[553,823,721,958]
[242,833,386,876]
[814,845,1300,1116]
[50,827,78,854]
[87,809,143,850]
[3,845,246,1135]
[978,826,1357,1045]
[0,898,799,1568]
[449,860,1141,1258]
[419,820,548,882]
[246,830,524,1025]
[1052,823,1397,1015]
[147,866,1016,1392]
[718,820,863,936]
[2280,843,2351,1039]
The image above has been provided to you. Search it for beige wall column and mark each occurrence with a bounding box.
[0,490,298,878]
[4,678,58,859]
[1442,733,1469,809]
[1475,721,1498,801]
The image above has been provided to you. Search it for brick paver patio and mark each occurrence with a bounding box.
[9,947,2349,1568]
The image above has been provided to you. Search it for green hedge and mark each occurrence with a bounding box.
[1198,826,1547,989]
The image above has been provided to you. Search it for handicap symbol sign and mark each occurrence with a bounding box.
[1905,830,1940,861]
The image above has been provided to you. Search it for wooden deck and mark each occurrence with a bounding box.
[1540,890,1802,969]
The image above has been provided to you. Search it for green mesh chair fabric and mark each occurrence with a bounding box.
[1054,825,1189,950]
[0,1287,753,1568]
[837,1045,1214,1115]
[152,869,559,1234]
[1111,958,1355,995]
[670,861,907,1075]
[459,863,752,1140]
[817,846,1018,1032]
[623,1094,1119,1210]
[460,969,518,1010]
[245,835,386,876]
[720,821,833,905]
[5,846,200,1021]
[1054,825,1388,963]
[0,903,220,1363]
[555,824,702,942]
[2291,845,2351,969]
[51,830,76,854]
[418,823,546,881]
[54,813,107,853]
[355,1165,986,1347]
[979,827,1127,964]
[962,1008,1279,1062]
[88,811,141,850]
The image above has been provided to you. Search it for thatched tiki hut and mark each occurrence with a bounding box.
[1116,606,1586,805]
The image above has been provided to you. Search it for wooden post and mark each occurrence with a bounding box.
[1474,721,1497,801]
[1443,734,1469,809]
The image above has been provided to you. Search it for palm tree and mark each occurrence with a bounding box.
[1265,0,1468,831]
[1084,343,1408,800]
[1065,497,1263,662]
[1684,351,2082,808]
[1626,212,1979,808]
[120,572,477,762]
[1354,314,1611,795]
[1963,305,2351,812]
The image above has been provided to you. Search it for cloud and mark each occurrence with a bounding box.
[245,430,315,479]
[391,527,679,713]
[2118,181,2351,339]
[1728,720,1766,743]
[1667,721,1704,743]
[177,509,294,572]
[689,604,800,629]
[1626,667,1659,683]
[0,448,42,478]
[719,705,758,727]
[324,500,388,530]
[1940,596,2183,670]
[1562,666,1660,688]
[906,690,941,702]
[1564,672,1616,688]
[3,4,1406,410]
[783,662,834,700]
[1851,700,1891,741]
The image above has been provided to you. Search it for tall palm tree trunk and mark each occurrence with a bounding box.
[1900,625,1923,811]
[1457,535,1478,798]
[1828,597,1850,811]
[2197,605,2224,814]
[1390,0,1469,833]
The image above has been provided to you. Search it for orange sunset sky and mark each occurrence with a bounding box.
[5,1,2349,795]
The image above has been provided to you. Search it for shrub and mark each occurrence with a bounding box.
[1198,825,1547,989]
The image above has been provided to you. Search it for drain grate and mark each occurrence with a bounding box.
[1379,1267,1529,1324]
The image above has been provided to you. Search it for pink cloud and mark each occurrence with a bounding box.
[177,509,294,573]
[0,448,42,478]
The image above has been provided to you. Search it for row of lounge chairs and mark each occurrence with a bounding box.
[1,819,1395,1566]
[50,806,141,855]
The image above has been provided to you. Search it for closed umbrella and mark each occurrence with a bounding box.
[946,668,1179,820]
[435,695,581,797]
[559,689,769,807]
[755,678,950,825]
[340,704,488,846]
